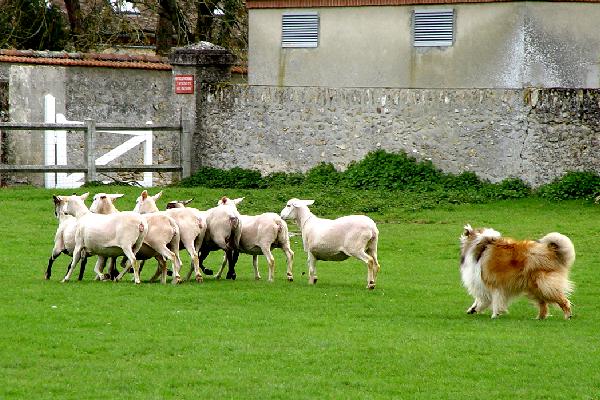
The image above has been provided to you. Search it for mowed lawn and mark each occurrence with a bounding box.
[1,186,600,399]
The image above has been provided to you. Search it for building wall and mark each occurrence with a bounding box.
[196,84,600,187]
[248,2,600,88]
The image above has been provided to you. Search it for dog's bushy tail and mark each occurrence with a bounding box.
[538,232,576,269]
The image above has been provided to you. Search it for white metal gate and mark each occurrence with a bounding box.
[43,94,153,189]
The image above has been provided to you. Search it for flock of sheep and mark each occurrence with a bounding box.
[47,190,381,289]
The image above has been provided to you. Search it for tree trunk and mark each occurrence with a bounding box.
[63,0,84,44]
[158,0,194,45]
[196,0,214,42]
[156,12,174,56]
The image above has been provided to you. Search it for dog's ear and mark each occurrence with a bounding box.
[463,224,473,237]
[473,237,496,262]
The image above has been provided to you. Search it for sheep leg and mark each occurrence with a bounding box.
[307,253,318,285]
[93,256,108,281]
[45,251,62,280]
[148,256,166,284]
[282,244,294,282]
[62,246,83,282]
[77,256,89,281]
[189,249,208,282]
[171,252,183,285]
[181,242,201,283]
[107,257,119,280]
[260,247,276,282]
[215,254,227,280]
[251,255,261,280]
[350,249,376,289]
[366,236,380,288]
[225,249,239,280]
[123,247,141,284]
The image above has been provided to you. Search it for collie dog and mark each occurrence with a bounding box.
[459,225,575,319]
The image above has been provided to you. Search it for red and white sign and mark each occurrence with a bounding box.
[175,75,194,94]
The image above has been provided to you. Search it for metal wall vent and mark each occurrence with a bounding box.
[282,13,319,48]
[413,9,454,47]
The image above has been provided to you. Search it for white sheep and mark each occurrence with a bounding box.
[46,196,84,280]
[134,190,207,282]
[164,196,243,280]
[90,193,184,284]
[214,197,294,282]
[54,193,149,284]
[280,198,380,289]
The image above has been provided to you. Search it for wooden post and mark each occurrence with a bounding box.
[180,119,192,179]
[84,119,97,183]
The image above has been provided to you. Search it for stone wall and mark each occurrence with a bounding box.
[3,56,599,188]
[196,85,600,187]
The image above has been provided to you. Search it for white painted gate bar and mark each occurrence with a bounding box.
[43,94,154,188]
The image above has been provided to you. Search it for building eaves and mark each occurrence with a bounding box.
[247,0,600,8]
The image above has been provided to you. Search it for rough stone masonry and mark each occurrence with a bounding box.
[195,85,600,187]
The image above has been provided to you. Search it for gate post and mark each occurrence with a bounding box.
[169,42,236,175]
[180,119,192,179]
[84,119,97,182]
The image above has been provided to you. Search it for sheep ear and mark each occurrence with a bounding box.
[141,190,148,200]
[183,198,193,205]
[110,194,124,200]
[291,199,314,207]
[53,195,62,204]
[80,192,89,201]
[153,191,163,201]
[218,196,229,206]
[232,197,244,205]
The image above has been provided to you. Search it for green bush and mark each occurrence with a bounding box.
[305,163,341,187]
[537,171,600,201]
[261,171,305,188]
[442,172,484,191]
[342,150,444,190]
[176,151,599,204]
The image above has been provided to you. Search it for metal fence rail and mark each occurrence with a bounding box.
[0,119,192,183]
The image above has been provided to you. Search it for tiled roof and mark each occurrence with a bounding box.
[0,49,248,74]
[247,0,600,7]
[0,49,171,70]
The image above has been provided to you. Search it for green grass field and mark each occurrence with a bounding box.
[1,186,600,399]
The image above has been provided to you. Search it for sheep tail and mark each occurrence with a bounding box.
[133,219,149,254]
[276,218,289,245]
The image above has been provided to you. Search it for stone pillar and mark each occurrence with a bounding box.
[169,42,236,174]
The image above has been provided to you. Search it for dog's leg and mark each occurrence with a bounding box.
[537,301,549,320]
[491,291,506,319]
[467,300,478,314]
[476,298,491,313]
[556,296,572,319]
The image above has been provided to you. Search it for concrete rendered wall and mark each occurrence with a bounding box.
[2,63,188,186]
[196,84,600,187]
[65,67,184,185]
[248,2,600,88]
